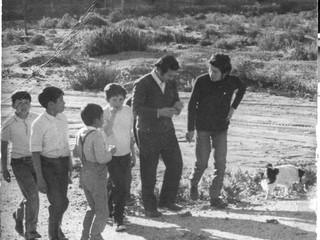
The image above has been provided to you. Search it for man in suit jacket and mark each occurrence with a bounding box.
[132,55,184,218]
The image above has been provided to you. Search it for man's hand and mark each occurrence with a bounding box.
[226,107,235,121]
[2,168,11,182]
[37,178,48,194]
[185,131,195,142]
[108,145,117,155]
[158,108,177,118]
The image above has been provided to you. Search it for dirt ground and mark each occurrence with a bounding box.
[1,29,318,239]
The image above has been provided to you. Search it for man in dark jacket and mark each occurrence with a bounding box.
[186,53,246,208]
[132,55,184,218]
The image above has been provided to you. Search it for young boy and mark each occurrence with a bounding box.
[1,91,41,240]
[30,86,72,240]
[103,83,136,232]
[73,103,116,240]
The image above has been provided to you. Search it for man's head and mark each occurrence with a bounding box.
[81,103,104,128]
[38,86,65,114]
[104,83,126,110]
[155,55,180,82]
[208,54,232,82]
[11,91,32,117]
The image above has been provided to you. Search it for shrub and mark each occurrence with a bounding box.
[29,34,46,45]
[110,10,124,23]
[2,29,25,46]
[80,27,149,57]
[153,31,174,44]
[215,36,253,50]
[172,31,198,44]
[69,64,118,91]
[38,17,59,29]
[85,14,109,27]
[199,39,213,46]
[58,13,77,29]
[271,14,301,30]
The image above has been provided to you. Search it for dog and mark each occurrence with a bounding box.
[261,164,306,199]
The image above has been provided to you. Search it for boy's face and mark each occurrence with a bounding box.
[209,65,223,82]
[107,95,125,110]
[13,99,31,116]
[51,95,65,114]
[159,69,178,82]
[95,114,104,128]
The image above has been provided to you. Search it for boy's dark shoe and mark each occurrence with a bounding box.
[12,212,24,236]
[210,198,228,209]
[145,210,163,218]
[25,231,42,240]
[158,203,183,212]
[190,185,199,201]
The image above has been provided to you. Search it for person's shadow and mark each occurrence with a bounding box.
[125,207,316,240]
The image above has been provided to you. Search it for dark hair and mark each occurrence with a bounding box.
[11,91,31,104]
[80,103,104,126]
[104,83,126,100]
[38,86,64,108]
[209,54,232,75]
[154,55,180,74]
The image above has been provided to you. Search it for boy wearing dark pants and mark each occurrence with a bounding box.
[1,91,40,240]
[103,83,136,232]
[73,104,116,240]
[31,87,72,240]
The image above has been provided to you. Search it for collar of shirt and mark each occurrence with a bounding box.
[83,126,97,131]
[13,112,31,122]
[151,69,166,93]
[43,111,62,121]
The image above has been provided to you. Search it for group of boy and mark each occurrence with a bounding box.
[1,53,246,240]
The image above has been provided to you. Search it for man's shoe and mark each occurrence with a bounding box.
[210,198,228,209]
[25,231,42,239]
[12,212,24,236]
[145,210,163,218]
[190,185,199,201]
[115,225,126,232]
[159,203,183,212]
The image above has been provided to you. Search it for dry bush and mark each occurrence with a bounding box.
[29,34,46,45]
[80,27,149,57]
[58,13,77,29]
[2,29,25,46]
[69,64,118,91]
[38,17,59,29]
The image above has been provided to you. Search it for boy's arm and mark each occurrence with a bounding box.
[130,136,136,167]
[1,140,11,182]
[32,152,47,194]
[103,109,116,137]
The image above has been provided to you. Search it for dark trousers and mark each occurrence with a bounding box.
[107,154,130,226]
[11,158,39,235]
[41,156,69,240]
[138,129,183,212]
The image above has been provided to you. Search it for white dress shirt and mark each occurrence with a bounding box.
[1,112,38,158]
[151,69,166,93]
[30,111,70,158]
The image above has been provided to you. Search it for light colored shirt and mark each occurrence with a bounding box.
[151,69,166,93]
[1,112,38,158]
[73,126,112,164]
[30,111,69,158]
[103,105,132,156]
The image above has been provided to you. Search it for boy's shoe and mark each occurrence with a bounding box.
[89,234,104,240]
[158,203,183,212]
[115,225,126,232]
[190,185,199,201]
[210,198,228,209]
[12,212,24,236]
[25,231,42,240]
[144,210,163,218]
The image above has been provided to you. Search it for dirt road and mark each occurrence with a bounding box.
[1,90,317,240]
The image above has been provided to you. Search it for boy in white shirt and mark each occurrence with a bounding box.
[103,83,136,232]
[31,86,72,240]
[73,103,116,240]
[1,91,40,240]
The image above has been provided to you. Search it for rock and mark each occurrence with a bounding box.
[16,45,33,53]
[179,211,192,217]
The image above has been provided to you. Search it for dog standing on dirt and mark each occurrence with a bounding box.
[261,164,306,199]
